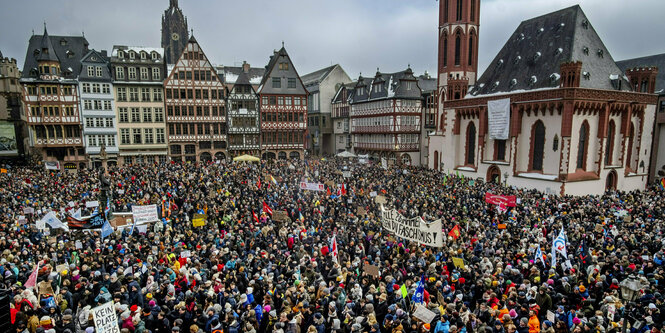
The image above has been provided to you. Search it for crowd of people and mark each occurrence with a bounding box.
[1,157,664,333]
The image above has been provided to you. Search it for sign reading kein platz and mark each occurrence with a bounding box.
[381,208,443,247]
[92,301,120,333]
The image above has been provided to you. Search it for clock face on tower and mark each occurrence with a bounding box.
[171,33,179,41]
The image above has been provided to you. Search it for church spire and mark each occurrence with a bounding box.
[170,0,178,8]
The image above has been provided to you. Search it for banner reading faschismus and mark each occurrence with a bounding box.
[381,208,443,247]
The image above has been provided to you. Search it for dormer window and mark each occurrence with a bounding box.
[151,52,158,60]
[60,39,67,46]
[119,51,124,59]
[406,82,412,90]
[373,84,382,93]
[42,48,49,55]
[140,52,147,60]
[129,52,135,59]
[356,87,365,95]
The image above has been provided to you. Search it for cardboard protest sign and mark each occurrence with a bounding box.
[363,263,380,277]
[413,304,436,323]
[452,257,465,269]
[357,207,367,216]
[92,301,120,333]
[375,195,387,204]
[381,208,443,247]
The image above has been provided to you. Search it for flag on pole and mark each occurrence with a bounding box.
[101,219,113,239]
[553,227,568,257]
[299,211,304,222]
[399,284,408,299]
[270,175,278,185]
[330,234,338,263]
[252,211,259,224]
[104,197,110,217]
[24,261,40,291]
[535,245,546,267]
[412,275,425,304]
[257,178,261,189]
[448,225,461,240]
[262,201,273,215]
[341,183,347,196]
[659,178,665,190]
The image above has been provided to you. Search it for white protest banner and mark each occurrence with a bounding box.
[413,304,437,323]
[547,310,555,323]
[23,207,34,214]
[381,208,443,247]
[92,301,120,333]
[180,250,191,258]
[86,201,99,208]
[44,161,60,170]
[131,204,159,224]
[41,211,69,231]
[369,191,378,197]
[342,171,351,178]
[487,98,510,140]
[299,182,325,191]
[36,217,46,229]
[381,157,388,170]
[136,224,148,234]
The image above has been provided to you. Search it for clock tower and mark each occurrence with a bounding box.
[161,0,189,64]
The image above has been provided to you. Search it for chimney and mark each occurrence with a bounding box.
[242,61,250,74]
[101,50,108,58]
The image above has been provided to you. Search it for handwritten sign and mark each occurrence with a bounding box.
[413,304,436,323]
[363,263,380,277]
[131,205,159,224]
[375,195,387,204]
[92,301,120,333]
[273,210,290,222]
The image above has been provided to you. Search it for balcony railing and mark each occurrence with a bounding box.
[353,142,419,151]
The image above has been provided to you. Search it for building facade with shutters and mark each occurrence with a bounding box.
[164,36,226,163]
[20,27,88,170]
[0,51,29,160]
[350,67,424,166]
[227,67,261,158]
[257,46,308,160]
[111,46,167,165]
[428,2,659,195]
[79,49,118,167]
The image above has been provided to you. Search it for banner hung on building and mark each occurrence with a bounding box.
[381,208,443,247]
[487,98,511,140]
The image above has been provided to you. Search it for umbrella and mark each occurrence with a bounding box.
[233,154,260,162]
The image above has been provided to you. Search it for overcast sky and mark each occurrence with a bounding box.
[1,0,663,80]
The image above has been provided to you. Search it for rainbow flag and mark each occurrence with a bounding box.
[270,175,278,185]
[660,178,665,190]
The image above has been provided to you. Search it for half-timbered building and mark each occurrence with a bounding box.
[350,67,424,166]
[257,46,308,160]
[428,3,659,195]
[331,82,356,154]
[20,27,88,170]
[164,36,226,163]
[227,70,261,158]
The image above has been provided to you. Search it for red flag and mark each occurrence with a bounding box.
[327,187,331,196]
[262,201,273,215]
[257,178,261,189]
[24,261,40,290]
[252,211,259,224]
[448,225,461,240]
[341,184,347,196]
[331,234,339,263]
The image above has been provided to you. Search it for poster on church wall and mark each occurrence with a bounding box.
[487,98,511,140]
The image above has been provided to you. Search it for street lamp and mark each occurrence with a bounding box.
[620,275,640,333]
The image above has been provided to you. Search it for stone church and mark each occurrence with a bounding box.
[428,1,659,196]
[161,0,189,64]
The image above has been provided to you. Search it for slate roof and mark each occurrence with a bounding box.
[351,67,423,104]
[616,53,665,92]
[332,82,357,104]
[218,66,265,86]
[301,65,337,85]
[258,46,308,95]
[470,5,630,96]
[21,29,90,80]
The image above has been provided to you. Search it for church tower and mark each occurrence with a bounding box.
[438,0,479,101]
[161,0,189,64]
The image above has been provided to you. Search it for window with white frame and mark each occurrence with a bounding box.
[120,129,130,144]
[143,108,152,122]
[84,100,92,110]
[87,66,95,77]
[96,66,103,77]
[144,128,154,144]
[102,84,110,94]
[108,135,115,146]
[82,83,91,93]
[129,88,138,101]
[94,100,102,110]
[132,128,141,143]
[152,67,160,80]
[118,51,124,59]
[117,87,127,101]
[141,88,150,102]
[105,118,113,128]
[97,135,105,147]
[151,52,158,60]
[95,118,103,127]
[154,107,164,122]
[104,100,112,110]
[140,67,149,80]
[158,155,167,163]
[128,67,137,80]
[92,83,100,93]
[115,67,124,79]
[156,128,165,143]
[131,108,140,122]
[86,118,94,127]
[140,52,146,60]
[152,88,162,101]
[119,108,129,122]
[129,51,135,59]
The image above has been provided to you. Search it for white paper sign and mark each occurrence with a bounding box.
[86,201,99,208]
[487,98,511,140]
[299,182,325,191]
[75,240,83,249]
[136,225,148,234]
[381,208,443,247]
[342,171,351,178]
[547,310,555,323]
[92,301,120,333]
[35,217,46,229]
[413,304,437,323]
[180,250,191,258]
[131,205,159,224]
[370,191,378,197]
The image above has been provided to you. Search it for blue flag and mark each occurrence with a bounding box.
[101,219,113,239]
[411,275,425,304]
